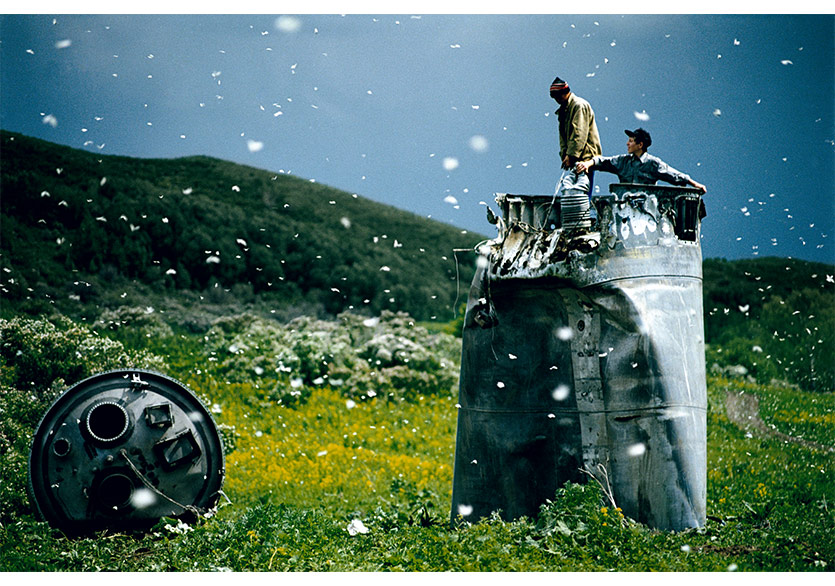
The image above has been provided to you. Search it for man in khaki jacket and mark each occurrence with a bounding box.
[551,77,602,229]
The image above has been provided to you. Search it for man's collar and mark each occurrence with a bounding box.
[631,151,649,162]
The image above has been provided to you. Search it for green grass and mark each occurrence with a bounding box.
[1,312,833,571]
[1,373,833,570]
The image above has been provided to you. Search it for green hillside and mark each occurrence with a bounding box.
[2,131,833,390]
[0,130,482,323]
[702,256,834,391]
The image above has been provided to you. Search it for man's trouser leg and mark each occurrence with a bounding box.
[556,169,592,230]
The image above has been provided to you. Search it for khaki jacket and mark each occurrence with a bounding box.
[557,93,602,163]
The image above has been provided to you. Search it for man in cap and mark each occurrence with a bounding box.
[575,128,706,193]
[550,77,602,229]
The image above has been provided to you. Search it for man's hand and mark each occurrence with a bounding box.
[575,160,591,174]
[561,155,574,170]
[690,181,707,194]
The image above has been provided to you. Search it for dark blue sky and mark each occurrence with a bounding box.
[2,13,833,264]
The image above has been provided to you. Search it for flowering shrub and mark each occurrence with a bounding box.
[92,305,175,339]
[201,310,459,405]
[0,315,166,522]
[0,315,166,398]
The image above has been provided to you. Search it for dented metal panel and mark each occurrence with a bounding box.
[451,184,706,531]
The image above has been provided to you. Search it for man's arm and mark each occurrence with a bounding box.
[575,159,594,174]
[686,178,707,194]
[651,158,706,194]
[576,155,620,176]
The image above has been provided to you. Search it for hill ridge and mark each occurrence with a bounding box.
[0,130,482,321]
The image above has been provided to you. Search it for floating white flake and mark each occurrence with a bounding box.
[552,385,570,401]
[444,195,459,205]
[42,114,58,127]
[469,135,489,153]
[628,443,646,457]
[457,504,474,517]
[781,60,793,65]
[54,39,72,49]
[556,326,573,341]
[247,140,264,153]
[443,157,459,171]
[130,488,156,509]
[275,16,302,33]
[634,110,650,122]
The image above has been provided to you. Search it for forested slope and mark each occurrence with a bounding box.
[1,130,481,322]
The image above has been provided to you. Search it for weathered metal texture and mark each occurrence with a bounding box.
[29,370,225,534]
[451,184,706,531]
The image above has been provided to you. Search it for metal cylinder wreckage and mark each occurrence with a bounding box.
[29,370,225,534]
[451,184,707,531]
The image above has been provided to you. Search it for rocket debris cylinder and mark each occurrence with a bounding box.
[451,184,707,531]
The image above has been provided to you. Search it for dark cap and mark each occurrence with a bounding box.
[550,76,570,96]
[625,128,652,148]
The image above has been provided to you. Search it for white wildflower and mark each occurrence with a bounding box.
[347,519,368,536]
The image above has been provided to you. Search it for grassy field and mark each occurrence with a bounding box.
[0,314,833,572]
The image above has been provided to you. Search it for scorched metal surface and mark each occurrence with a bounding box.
[450,184,707,531]
[28,369,225,534]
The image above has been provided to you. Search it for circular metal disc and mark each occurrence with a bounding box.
[28,369,225,534]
